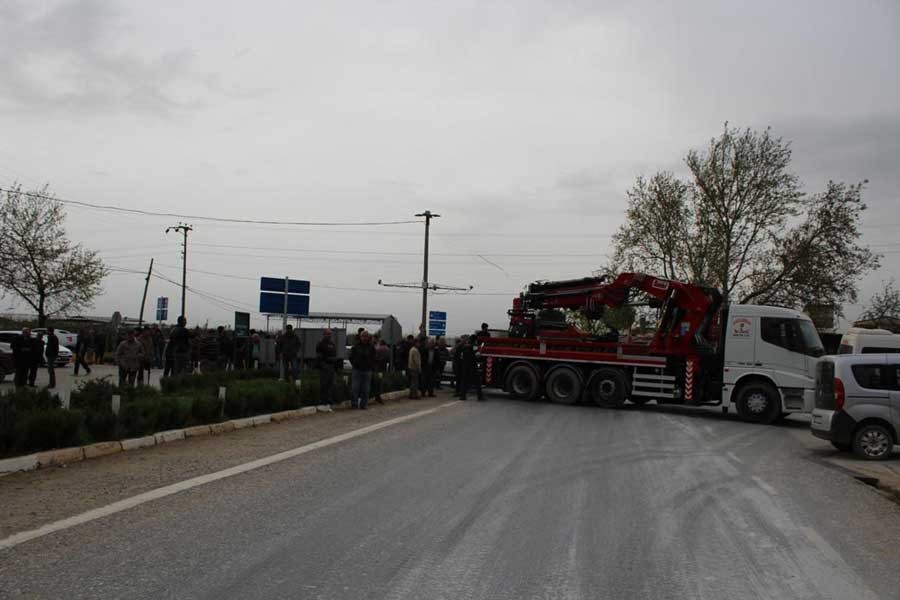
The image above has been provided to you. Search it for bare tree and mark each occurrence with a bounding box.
[859,279,900,331]
[611,124,877,311]
[0,185,108,326]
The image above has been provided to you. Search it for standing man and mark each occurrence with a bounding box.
[280,324,301,383]
[29,333,45,387]
[11,328,35,389]
[45,326,60,389]
[407,337,422,399]
[476,322,491,340]
[452,338,463,397]
[116,329,144,387]
[434,337,449,391]
[459,335,484,401]
[316,329,337,407]
[422,338,436,398]
[138,327,154,385]
[373,338,391,404]
[169,316,191,375]
[152,324,165,369]
[348,330,376,409]
[73,327,92,376]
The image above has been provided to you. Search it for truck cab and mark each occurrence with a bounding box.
[721,305,825,421]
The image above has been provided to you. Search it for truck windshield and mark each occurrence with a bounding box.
[798,319,825,357]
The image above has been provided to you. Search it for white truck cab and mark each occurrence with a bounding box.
[721,305,824,422]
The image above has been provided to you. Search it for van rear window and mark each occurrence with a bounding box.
[815,361,835,409]
[862,347,900,354]
[851,365,890,390]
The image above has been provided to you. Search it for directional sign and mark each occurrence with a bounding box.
[259,292,310,316]
[428,309,447,336]
[155,297,169,321]
[234,311,250,337]
[429,310,447,321]
[260,277,310,295]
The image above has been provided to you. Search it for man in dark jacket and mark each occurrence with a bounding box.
[316,329,338,406]
[280,325,301,383]
[11,328,37,388]
[169,316,191,375]
[434,337,449,390]
[348,330,376,409]
[419,337,432,397]
[459,335,484,401]
[45,326,60,389]
[29,333,45,387]
[73,327,93,376]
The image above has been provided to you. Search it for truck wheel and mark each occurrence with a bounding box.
[545,367,582,405]
[590,368,627,408]
[506,364,540,401]
[852,423,894,461]
[735,382,781,424]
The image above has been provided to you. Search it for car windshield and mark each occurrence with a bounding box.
[797,319,825,357]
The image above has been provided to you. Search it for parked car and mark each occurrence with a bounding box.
[0,341,12,382]
[32,328,79,350]
[0,331,72,368]
[811,354,900,460]
[837,327,900,355]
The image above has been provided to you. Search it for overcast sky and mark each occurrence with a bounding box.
[1,0,898,335]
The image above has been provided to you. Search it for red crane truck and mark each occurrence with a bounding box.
[478,272,825,424]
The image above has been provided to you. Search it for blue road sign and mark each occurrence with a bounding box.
[429,319,447,332]
[429,310,447,321]
[259,292,310,316]
[428,309,447,336]
[156,307,168,321]
[260,277,310,295]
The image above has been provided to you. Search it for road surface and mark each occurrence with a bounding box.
[3,391,900,599]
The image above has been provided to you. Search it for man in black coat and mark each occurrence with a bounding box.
[458,335,484,401]
[348,330,376,409]
[73,328,93,376]
[280,325,301,383]
[316,329,338,406]
[45,326,60,389]
[169,316,192,375]
[28,333,45,387]
[11,328,37,388]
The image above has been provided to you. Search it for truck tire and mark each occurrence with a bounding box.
[505,364,540,402]
[735,381,781,424]
[852,423,894,461]
[590,368,627,408]
[545,367,582,405]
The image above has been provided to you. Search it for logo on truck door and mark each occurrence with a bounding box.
[732,317,752,337]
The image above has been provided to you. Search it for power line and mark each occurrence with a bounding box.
[0,186,423,227]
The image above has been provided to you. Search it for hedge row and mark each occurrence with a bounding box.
[0,370,409,457]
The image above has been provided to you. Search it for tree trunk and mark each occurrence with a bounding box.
[38,294,47,327]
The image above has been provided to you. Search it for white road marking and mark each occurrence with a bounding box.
[0,401,460,551]
[752,475,779,496]
[726,451,743,464]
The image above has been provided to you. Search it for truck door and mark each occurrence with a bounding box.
[756,317,813,411]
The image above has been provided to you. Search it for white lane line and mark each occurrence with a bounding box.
[752,475,779,496]
[726,451,743,464]
[0,401,460,552]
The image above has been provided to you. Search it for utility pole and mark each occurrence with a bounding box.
[165,223,193,319]
[137,258,154,326]
[415,211,439,334]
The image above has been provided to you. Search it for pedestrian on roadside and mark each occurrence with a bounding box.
[73,327,93,376]
[459,335,484,401]
[373,339,390,404]
[169,316,191,375]
[137,327,154,386]
[349,329,376,409]
[452,338,463,397]
[434,337,449,391]
[422,338,436,397]
[408,337,422,399]
[316,329,337,407]
[45,326,60,389]
[28,333,45,387]
[152,324,165,368]
[115,329,144,388]
[280,324,301,383]
[198,330,220,374]
[162,337,174,378]
[217,326,233,371]
[476,322,491,340]
[11,328,36,389]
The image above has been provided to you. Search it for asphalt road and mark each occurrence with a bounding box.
[3,392,900,599]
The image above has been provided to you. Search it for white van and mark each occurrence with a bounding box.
[838,327,900,355]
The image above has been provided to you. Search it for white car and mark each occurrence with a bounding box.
[32,328,79,350]
[0,331,72,367]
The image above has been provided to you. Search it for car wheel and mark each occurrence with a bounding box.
[590,368,627,408]
[545,367,582,405]
[852,424,894,461]
[505,364,540,402]
[736,381,781,424]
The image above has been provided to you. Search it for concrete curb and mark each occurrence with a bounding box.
[0,388,412,476]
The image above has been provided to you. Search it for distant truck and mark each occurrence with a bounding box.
[478,273,825,424]
[837,327,900,355]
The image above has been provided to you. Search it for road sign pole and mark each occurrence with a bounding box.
[280,276,289,380]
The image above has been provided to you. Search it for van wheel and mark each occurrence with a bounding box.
[545,367,582,405]
[590,368,627,408]
[852,424,894,461]
[505,364,540,402]
[736,382,781,424]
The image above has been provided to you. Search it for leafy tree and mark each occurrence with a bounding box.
[0,185,108,326]
[612,124,878,310]
[858,280,900,331]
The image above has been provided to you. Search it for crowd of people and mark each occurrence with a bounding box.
[8,318,493,403]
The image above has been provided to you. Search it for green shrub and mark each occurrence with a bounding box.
[70,378,117,412]
[226,380,299,418]
[155,395,193,431]
[0,387,65,456]
[12,409,85,454]
[190,394,223,425]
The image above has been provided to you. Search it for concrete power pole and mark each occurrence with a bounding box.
[415,210,439,334]
[165,223,193,319]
